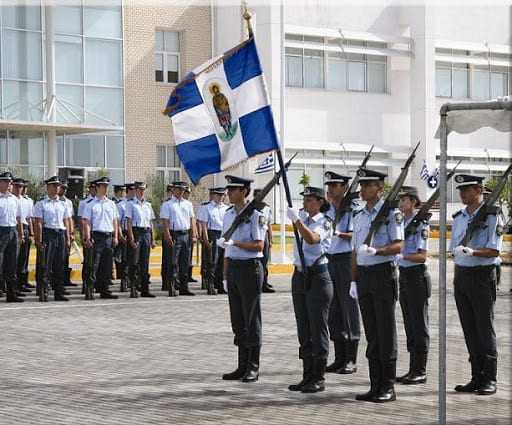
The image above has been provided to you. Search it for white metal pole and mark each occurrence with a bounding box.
[45,2,57,177]
[279,0,286,262]
[438,111,448,425]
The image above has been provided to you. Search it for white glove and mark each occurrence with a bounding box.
[454,245,473,257]
[287,207,300,223]
[349,281,358,299]
[396,253,404,261]
[462,246,474,256]
[357,244,377,257]
[223,279,228,293]
[217,237,225,249]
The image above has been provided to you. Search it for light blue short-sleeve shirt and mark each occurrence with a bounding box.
[125,198,155,228]
[293,211,333,267]
[160,197,194,231]
[449,205,503,267]
[82,197,119,233]
[33,196,71,230]
[326,203,353,254]
[399,216,429,268]
[222,207,266,259]
[0,192,21,226]
[352,198,404,266]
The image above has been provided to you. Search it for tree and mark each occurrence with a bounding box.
[299,172,310,190]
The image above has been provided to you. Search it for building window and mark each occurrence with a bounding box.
[155,30,180,83]
[285,35,387,93]
[156,145,181,182]
[435,49,510,100]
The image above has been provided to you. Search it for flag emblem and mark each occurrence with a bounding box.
[164,38,280,184]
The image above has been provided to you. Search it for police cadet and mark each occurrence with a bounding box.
[160,181,197,296]
[253,189,275,293]
[0,172,24,302]
[112,184,128,291]
[160,184,175,293]
[82,177,119,300]
[324,171,360,375]
[125,181,156,298]
[396,186,430,385]
[78,182,97,290]
[450,174,503,396]
[196,187,228,294]
[183,185,198,284]
[286,186,333,393]
[58,182,76,288]
[351,169,403,403]
[33,176,72,302]
[217,175,266,383]
[13,178,34,295]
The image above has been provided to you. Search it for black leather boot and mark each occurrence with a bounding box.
[396,352,414,383]
[140,282,155,298]
[455,357,482,393]
[242,347,260,383]
[222,347,249,380]
[372,360,396,403]
[326,340,345,373]
[289,357,313,391]
[402,352,427,385]
[477,355,497,395]
[301,358,326,393]
[356,359,381,401]
[120,278,127,292]
[6,287,24,303]
[339,340,358,374]
[188,266,198,282]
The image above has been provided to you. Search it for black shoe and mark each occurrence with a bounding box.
[16,292,26,297]
[100,292,118,299]
[180,289,195,296]
[188,277,198,283]
[54,294,69,301]
[6,296,24,303]
[222,369,246,380]
[64,282,78,287]
[355,389,377,401]
[301,380,325,393]
[454,380,479,393]
[476,381,497,395]
[217,288,227,295]
[141,292,156,298]
[372,387,396,403]
[401,372,427,385]
[262,284,275,293]
[21,287,32,293]
[242,368,259,383]
[396,371,411,383]
[339,361,357,374]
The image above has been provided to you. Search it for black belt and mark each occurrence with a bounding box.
[43,228,65,233]
[228,258,260,264]
[399,264,426,272]
[455,265,496,272]
[326,252,351,259]
[295,263,329,274]
[358,261,394,271]
[93,231,112,237]
[171,230,189,235]
[208,229,222,234]
[133,227,151,233]
[0,226,16,230]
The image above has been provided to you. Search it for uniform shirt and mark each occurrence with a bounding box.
[352,198,404,266]
[125,198,155,228]
[222,206,266,259]
[260,205,272,230]
[78,195,93,217]
[33,196,71,230]
[326,203,353,254]
[449,205,503,267]
[114,198,127,230]
[160,197,194,231]
[61,196,74,219]
[18,195,34,226]
[197,200,228,231]
[293,210,332,268]
[399,216,429,268]
[0,192,21,226]
[82,196,119,233]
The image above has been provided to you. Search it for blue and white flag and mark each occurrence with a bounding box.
[420,160,429,181]
[164,38,280,184]
[255,153,274,174]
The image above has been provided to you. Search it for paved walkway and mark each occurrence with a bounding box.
[0,259,510,425]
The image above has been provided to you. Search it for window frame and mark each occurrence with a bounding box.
[155,144,182,182]
[155,29,181,84]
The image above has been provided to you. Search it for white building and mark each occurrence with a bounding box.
[214,1,511,217]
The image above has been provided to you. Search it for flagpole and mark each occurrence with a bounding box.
[243,3,306,271]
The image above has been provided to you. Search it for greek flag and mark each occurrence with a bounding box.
[164,37,280,184]
[420,160,429,181]
[255,153,274,174]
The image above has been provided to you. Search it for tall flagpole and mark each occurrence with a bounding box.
[242,3,306,271]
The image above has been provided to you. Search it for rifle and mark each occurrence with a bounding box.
[335,145,374,223]
[460,163,512,246]
[404,160,462,238]
[221,153,297,241]
[363,141,421,246]
[36,243,48,302]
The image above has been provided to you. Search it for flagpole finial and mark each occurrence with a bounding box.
[242,1,254,38]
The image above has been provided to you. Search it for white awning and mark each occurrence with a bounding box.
[0,119,123,135]
[286,141,387,153]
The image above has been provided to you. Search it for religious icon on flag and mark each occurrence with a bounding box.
[163,37,279,184]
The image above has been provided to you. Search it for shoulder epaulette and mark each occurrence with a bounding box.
[86,198,94,203]
[201,201,209,205]
[452,210,463,219]
[352,209,363,217]
[226,206,234,211]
